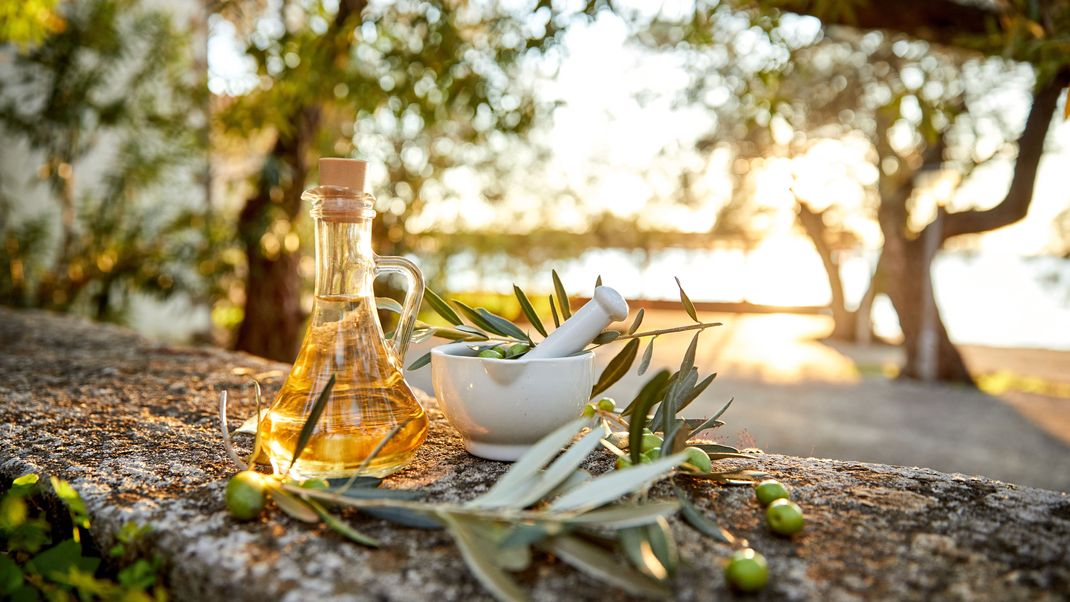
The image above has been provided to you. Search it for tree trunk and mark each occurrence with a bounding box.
[796,200,859,341]
[233,111,318,362]
[880,234,972,383]
[231,0,364,362]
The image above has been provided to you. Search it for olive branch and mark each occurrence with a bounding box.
[218,271,763,601]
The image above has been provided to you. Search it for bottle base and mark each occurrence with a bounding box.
[286,447,420,479]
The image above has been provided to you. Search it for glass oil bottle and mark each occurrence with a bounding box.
[258,158,428,477]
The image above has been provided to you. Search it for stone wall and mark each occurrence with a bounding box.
[1,308,1067,600]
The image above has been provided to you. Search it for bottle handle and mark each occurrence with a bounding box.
[374,255,425,361]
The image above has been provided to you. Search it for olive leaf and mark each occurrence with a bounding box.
[688,398,734,439]
[424,288,463,326]
[288,374,335,471]
[476,307,530,342]
[626,308,644,335]
[548,294,560,328]
[637,336,655,376]
[591,338,640,398]
[439,513,528,602]
[307,499,381,546]
[505,428,606,509]
[407,352,432,370]
[549,452,687,513]
[674,277,699,323]
[552,269,572,320]
[468,418,588,509]
[594,274,602,288]
[453,300,506,335]
[513,285,547,338]
[678,372,717,413]
[646,516,678,577]
[625,372,670,464]
[564,501,681,529]
[620,527,667,580]
[674,485,731,543]
[591,330,620,345]
[270,488,319,523]
[541,535,669,599]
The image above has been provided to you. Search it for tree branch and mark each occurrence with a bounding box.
[767,0,1001,48]
[939,71,1069,241]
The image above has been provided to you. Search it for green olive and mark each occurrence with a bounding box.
[225,471,267,521]
[478,348,504,359]
[596,397,616,412]
[506,342,531,358]
[683,447,712,473]
[724,548,768,592]
[581,403,597,417]
[643,448,661,461]
[755,479,791,506]
[766,499,804,536]
[640,433,663,452]
[615,456,632,470]
[299,478,329,490]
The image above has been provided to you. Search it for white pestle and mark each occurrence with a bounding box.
[524,286,630,359]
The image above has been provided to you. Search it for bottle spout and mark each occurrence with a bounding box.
[524,286,629,359]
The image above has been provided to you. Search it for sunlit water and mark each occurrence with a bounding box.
[438,248,1070,351]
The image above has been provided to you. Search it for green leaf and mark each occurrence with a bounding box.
[12,474,38,488]
[591,338,640,398]
[27,540,99,579]
[624,370,671,464]
[499,522,566,550]
[407,352,432,370]
[626,308,644,335]
[289,374,335,471]
[620,527,667,580]
[0,554,23,594]
[552,269,572,320]
[549,452,687,513]
[325,476,382,489]
[638,336,655,376]
[375,296,404,314]
[692,443,741,454]
[270,488,319,523]
[439,513,528,602]
[645,516,678,577]
[468,418,588,509]
[453,301,506,335]
[621,369,670,418]
[429,326,488,341]
[508,428,605,509]
[424,288,462,326]
[595,275,603,288]
[675,277,699,322]
[477,308,530,342]
[548,295,560,328]
[308,500,380,547]
[542,535,669,598]
[513,285,547,338]
[674,486,731,543]
[688,398,734,439]
[360,506,443,529]
[678,372,717,413]
[592,331,620,345]
[50,477,89,530]
[547,469,592,498]
[564,501,680,529]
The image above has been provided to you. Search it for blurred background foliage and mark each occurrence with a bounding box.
[0,0,1067,381]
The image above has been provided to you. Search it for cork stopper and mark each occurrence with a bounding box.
[318,158,366,191]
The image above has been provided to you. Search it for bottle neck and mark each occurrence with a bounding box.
[305,185,377,299]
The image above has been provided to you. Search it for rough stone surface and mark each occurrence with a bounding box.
[1,307,1068,601]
